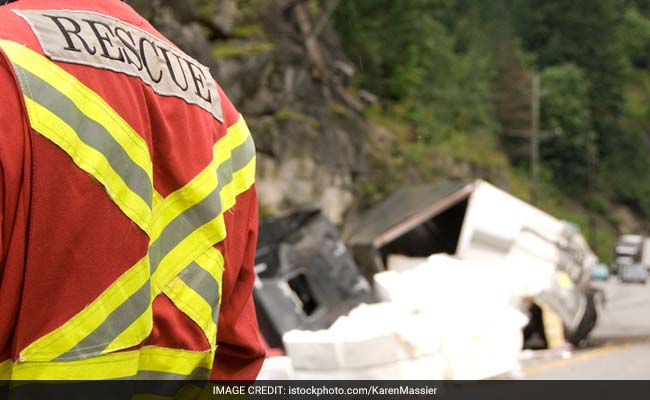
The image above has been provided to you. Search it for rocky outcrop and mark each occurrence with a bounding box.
[129,0,368,224]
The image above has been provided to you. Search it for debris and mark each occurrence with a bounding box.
[284,255,528,379]
[348,179,599,346]
[254,209,374,348]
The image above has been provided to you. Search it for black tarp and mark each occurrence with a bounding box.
[254,209,374,348]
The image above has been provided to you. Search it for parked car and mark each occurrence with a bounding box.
[612,255,635,276]
[619,263,648,284]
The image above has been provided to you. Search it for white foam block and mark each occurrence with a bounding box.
[257,356,295,380]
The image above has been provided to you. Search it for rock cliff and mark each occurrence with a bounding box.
[130,0,369,225]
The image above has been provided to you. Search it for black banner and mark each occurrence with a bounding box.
[1,380,649,400]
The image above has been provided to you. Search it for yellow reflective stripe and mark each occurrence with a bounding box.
[12,108,252,364]
[23,98,152,233]
[196,248,224,298]
[150,115,249,243]
[164,278,217,348]
[152,215,227,294]
[228,116,253,149]
[0,40,152,181]
[150,139,228,242]
[138,347,214,375]
[151,152,253,297]
[19,257,150,362]
[153,191,164,213]
[0,41,256,367]
[231,156,256,200]
[102,303,153,354]
[8,347,213,380]
[159,248,224,348]
[149,116,255,291]
[0,360,11,380]
[11,352,138,380]
[1,40,153,234]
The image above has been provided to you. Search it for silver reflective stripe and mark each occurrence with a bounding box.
[134,368,211,381]
[231,133,255,171]
[149,134,256,273]
[55,281,151,361]
[148,184,223,271]
[178,262,220,323]
[12,64,153,208]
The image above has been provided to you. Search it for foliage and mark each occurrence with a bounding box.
[334,0,497,143]
[211,40,273,58]
[539,63,594,196]
[333,0,650,260]
[621,7,650,68]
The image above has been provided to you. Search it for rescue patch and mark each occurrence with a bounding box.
[14,9,223,123]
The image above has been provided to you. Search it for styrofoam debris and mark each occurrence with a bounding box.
[386,254,428,273]
[257,356,294,380]
[283,254,531,380]
[292,354,448,380]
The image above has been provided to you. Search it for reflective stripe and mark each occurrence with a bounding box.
[150,117,256,293]
[7,347,213,380]
[135,368,211,381]
[55,281,152,361]
[103,303,153,355]
[231,134,255,176]
[19,257,151,362]
[178,263,220,316]
[0,360,11,380]
[150,116,254,243]
[232,153,256,201]
[15,65,153,209]
[149,138,228,243]
[164,278,217,348]
[17,120,253,361]
[0,40,256,372]
[149,180,223,273]
[0,39,153,234]
[195,248,225,295]
[150,119,255,272]
[162,248,224,345]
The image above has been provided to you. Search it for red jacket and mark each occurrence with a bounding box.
[0,0,264,380]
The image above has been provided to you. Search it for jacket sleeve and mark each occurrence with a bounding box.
[0,48,31,364]
[211,184,265,380]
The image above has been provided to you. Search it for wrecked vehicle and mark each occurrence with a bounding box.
[346,179,599,347]
[253,209,374,349]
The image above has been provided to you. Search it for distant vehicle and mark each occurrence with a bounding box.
[612,235,643,275]
[591,263,610,280]
[619,263,648,284]
[643,238,650,272]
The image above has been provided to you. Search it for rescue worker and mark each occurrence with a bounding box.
[0,0,265,380]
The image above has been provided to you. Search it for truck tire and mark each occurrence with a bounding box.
[566,289,598,347]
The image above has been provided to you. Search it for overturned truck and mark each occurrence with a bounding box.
[346,180,599,346]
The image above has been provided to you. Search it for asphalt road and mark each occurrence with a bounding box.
[523,277,650,379]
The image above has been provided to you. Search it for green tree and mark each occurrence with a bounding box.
[334,0,497,142]
[620,7,650,68]
[539,64,594,196]
[514,0,627,150]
